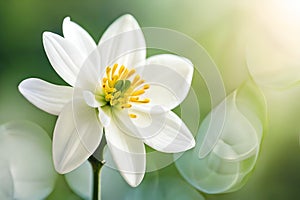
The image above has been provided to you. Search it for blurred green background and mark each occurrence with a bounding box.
[1,0,300,199]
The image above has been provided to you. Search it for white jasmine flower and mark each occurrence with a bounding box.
[19,14,195,187]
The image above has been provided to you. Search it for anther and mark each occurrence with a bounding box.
[106,67,111,80]
[131,89,145,96]
[132,79,144,88]
[126,69,136,79]
[132,75,140,84]
[129,97,139,102]
[112,64,118,76]
[102,77,108,83]
[120,68,129,79]
[121,104,132,109]
[143,84,150,89]
[139,98,150,103]
[119,65,125,75]
[129,114,137,118]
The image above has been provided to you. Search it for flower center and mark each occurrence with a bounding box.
[99,64,150,118]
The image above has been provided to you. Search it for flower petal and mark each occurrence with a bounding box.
[113,109,195,153]
[0,121,57,199]
[18,78,73,115]
[143,111,195,153]
[112,107,168,139]
[135,54,194,110]
[98,14,146,68]
[82,90,103,108]
[113,108,195,153]
[105,120,146,187]
[53,100,103,173]
[43,32,85,86]
[63,17,97,58]
[62,17,102,90]
[98,107,111,127]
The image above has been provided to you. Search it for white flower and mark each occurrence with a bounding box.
[19,14,195,187]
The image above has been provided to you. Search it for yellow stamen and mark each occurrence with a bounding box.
[133,80,145,87]
[130,97,150,103]
[138,98,150,103]
[132,75,140,85]
[143,84,150,90]
[106,67,111,79]
[129,114,137,118]
[126,69,136,79]
[105,94,113,101]
[105,87,115,93]
[112,64,118,76]
[121,103,132,109]
[100,64,151,109]
[112,75,119,81]
[129,97,139,102]
[118,65,125,76]
[102,77,108,83]
[131,89,145,96]
[120,68,129,79]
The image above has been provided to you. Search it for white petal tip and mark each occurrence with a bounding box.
[63,16,71,22]
[122,172,144,187]
[18,80,25,93]
[18,79,31,98]
[53,160,74,174]
[116,14,138,28]
[42,32,55,46]
[53,162,66,174]
[42,31,51,39]
[189,138,196,149]
[120,14,135,21]
[173,139,196,153]
[62,17,72,29]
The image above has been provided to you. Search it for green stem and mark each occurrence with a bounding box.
[88,156,104,200]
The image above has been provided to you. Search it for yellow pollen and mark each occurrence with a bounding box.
[132,80,145,88]
[129,114,137,118]
[129,97,139,101]
[143,84,150,89]
[101,64,151,109]
[139,98,150,103]
[132,75,140,84]
[112,75,119,81]
[130,97,150,103]
[131,89,145,96]
[121,103,132,109]
[126,69,136,79]
[118,65,125,75]
[112,64,118,76]
[106,67,111,78]
[120,69,129,79]
[105,94,113,101]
